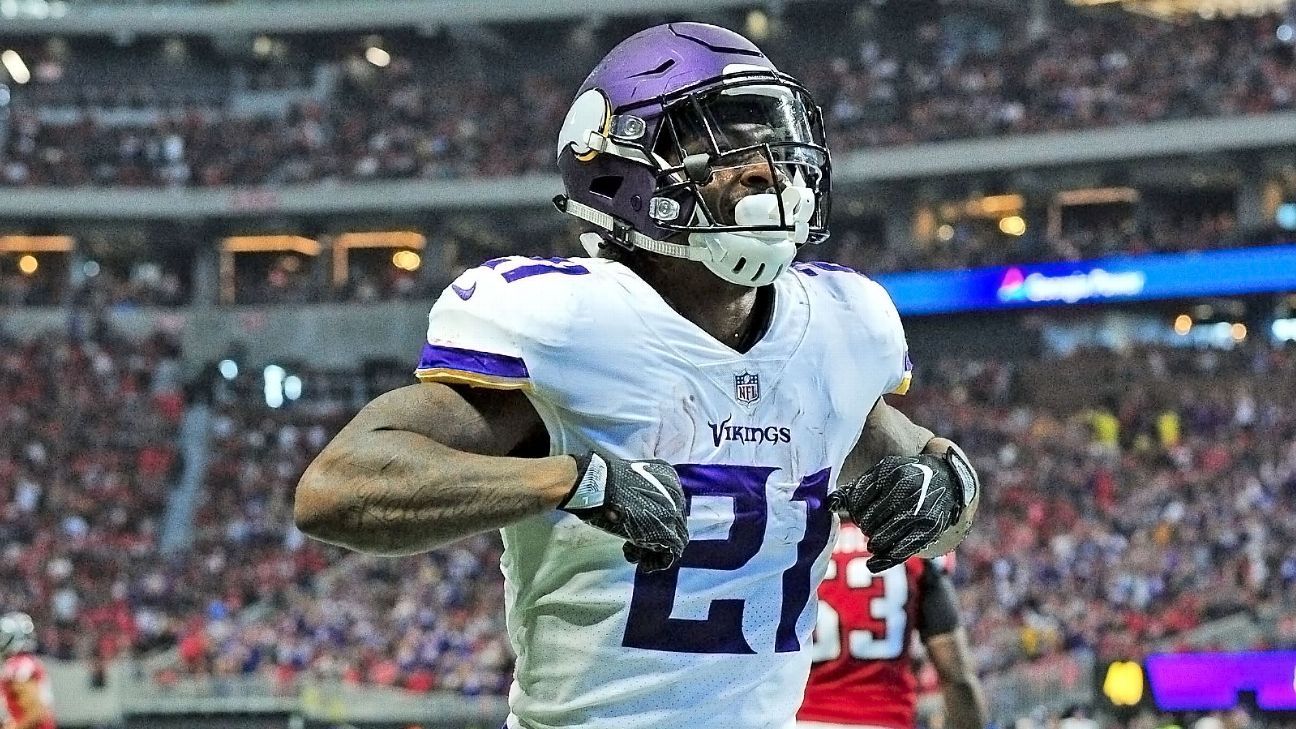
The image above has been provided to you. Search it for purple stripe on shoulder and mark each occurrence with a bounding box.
[416,343,529,380]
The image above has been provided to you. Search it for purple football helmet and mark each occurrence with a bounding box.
[555,23,831,287]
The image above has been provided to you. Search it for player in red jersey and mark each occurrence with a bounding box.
[0,613,55,729]
[799,521,987,729]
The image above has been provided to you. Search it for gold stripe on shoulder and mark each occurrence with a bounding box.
[891,371,913,396]
[415,368,533,392]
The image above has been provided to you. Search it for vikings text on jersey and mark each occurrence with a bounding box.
[416,256,911,729]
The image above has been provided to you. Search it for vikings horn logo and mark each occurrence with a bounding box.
[734,371,761,405]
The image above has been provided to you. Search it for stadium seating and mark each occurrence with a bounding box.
[139,339,1296,694]
[2,14,1290,187]
[3,4,1294,708]
[0,327,184,661]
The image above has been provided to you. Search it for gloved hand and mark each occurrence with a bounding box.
[561,452,689,572]
[829,444,980,573]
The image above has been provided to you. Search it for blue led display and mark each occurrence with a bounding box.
[872,244,1296,315]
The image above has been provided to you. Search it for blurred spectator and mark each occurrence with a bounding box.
[0,327,183,662]
[907,342,1296,673]
[142,339,1296,696]
[4,322,1293,698]
[2,13,1291,188]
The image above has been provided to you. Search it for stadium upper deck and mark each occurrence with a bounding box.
[1,4,1292,187]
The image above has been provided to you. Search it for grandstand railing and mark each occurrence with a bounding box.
[46,606,1276,726]
[49,659,510,727]
[949,609,1276,724]
[6,302,432,372]
[1,111,1293,218]
[984,650,1095,721]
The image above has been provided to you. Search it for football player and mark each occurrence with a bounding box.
[799,520,988,729]
[0,613,55,729]
[296,23,979,729]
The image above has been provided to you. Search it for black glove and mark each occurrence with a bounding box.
[829,445,980,574]
[560,452,688,573]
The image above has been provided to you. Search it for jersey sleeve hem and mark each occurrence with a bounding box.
[891,370,913,395]
[413,343,532,391]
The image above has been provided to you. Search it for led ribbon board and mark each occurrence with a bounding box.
[1145,651,1296,711]
[872,243,1296,316]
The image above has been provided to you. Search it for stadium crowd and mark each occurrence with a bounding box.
[142,337,1296,695]
[0,325,184,664]
[1,13,1291,187]
[1,314,1294,703]
[912,341,1296,670]
[151,374,511,695]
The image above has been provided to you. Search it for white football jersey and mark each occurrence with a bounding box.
[416,256,911,729]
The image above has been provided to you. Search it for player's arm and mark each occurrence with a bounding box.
[841,396,942,480]
[296,377,688,569]
[834,396,979,571]
[297,264,689,567]
[4,677,52,729]
[831,274,980,571]
[294,382,575,556]
[926,630,988,729]
[917,562,989,729]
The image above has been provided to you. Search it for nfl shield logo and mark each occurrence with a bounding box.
[734,371,761,405]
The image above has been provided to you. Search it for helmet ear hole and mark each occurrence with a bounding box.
[589,176,624,199]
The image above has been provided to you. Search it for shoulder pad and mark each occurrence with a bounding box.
[416,257,592,390]
[794,262,911,395]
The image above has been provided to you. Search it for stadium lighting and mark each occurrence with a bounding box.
[264,365,286,408]
[332,231,426,286]
[17,254,37,275]
[218,359,239,380]
[391,250,421,271]
[1068,0,1290,18]
[1230,323,1247,342]
[1,50,30,85]
[937,224,955,242]
[968,194,1024,217]
[284,375,303,401]
[365,47,392,68]
[1277,203,1296,230]
[998,216,1027,236]
[162,38,187,62]
[1174,314,1193,335]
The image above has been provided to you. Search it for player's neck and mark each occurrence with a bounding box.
[619,252,771,352]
